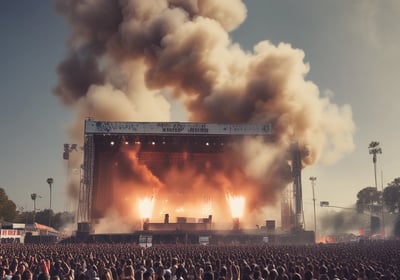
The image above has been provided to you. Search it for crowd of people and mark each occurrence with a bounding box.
[0,240,399,280]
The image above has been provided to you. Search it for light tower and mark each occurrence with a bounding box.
[47,177,54,227]
[31,193,37,223]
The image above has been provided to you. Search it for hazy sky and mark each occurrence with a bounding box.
[0,1,399,231]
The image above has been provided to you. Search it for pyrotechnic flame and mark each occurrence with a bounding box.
[226,194,245,219]
[138,197,154,220]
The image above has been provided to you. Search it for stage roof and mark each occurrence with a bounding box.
[85,120,272,136]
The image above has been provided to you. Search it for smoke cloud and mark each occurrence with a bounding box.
[318,210,369,237]
[54,0,355,231]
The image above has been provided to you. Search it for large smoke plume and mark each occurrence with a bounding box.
[54,0,355,231]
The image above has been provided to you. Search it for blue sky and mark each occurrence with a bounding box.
[0,1,399,231]
[0,1,70,212]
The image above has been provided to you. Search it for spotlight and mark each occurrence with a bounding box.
[110,141,115,146]
[63,144,70,151]
[205,142,210,146]
[124,141,129,145]
[151,141,156,145]
[63,151,69,160]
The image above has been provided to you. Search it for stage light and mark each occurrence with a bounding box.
[124,141,129,145]
[63,152,69,160]
[63,143,82,160]
[133,137,141,145]
[151,141,156,145]
[63,144,70,151]
[205,142,210,146]
[110,141,115,146]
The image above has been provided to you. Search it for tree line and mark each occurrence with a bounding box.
[0,188,74,230]
[356,177,400,214]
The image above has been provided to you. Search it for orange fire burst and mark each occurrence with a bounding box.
[226,194,245,219]
[138,197,154,220]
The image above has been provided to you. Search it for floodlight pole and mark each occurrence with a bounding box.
[31,193,37,223]
[47,178,54,210]
[46,177,54,227]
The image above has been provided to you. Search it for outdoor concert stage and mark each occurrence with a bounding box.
[78,121,273,225]
[71,120,311,244]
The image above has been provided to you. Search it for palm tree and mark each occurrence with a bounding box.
[368,141,384,236]
[368,141,382,189]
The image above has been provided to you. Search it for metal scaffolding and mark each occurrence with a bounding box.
[290,142,305,231]
[77,133,94,223]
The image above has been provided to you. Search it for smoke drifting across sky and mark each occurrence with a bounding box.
[54,0,355,230]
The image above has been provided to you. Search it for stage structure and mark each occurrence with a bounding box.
[281,143,306,231]
[76,120,305,233]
